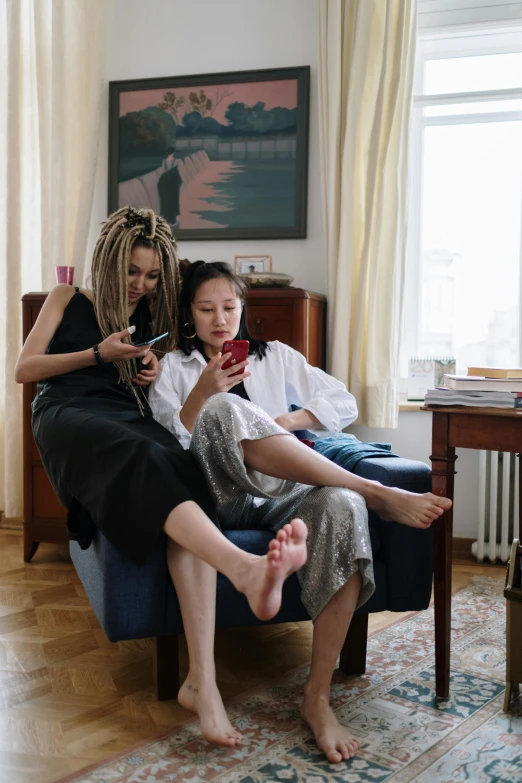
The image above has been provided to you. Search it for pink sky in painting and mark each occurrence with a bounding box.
[119,79,297,124]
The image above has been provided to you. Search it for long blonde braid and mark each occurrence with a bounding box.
[90,206,180,407]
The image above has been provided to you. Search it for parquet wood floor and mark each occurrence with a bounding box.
[0,529,505,783]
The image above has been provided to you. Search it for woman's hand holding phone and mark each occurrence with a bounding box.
[180,341,250,435]
[194,351,250,398]
[132,351,159,387]
[98,328,152,363]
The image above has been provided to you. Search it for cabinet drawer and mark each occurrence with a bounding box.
[33,466,67,519]
[247,305,293,345]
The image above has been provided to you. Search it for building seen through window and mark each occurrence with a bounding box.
[404,34,522,375]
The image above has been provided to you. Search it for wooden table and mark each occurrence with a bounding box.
[423,405,522,698]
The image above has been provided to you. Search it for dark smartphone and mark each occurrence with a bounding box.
[222,340,249,376]
[133,331,169,347]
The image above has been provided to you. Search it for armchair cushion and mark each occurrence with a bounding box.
[72,531,170,641]
[354,456,431,492]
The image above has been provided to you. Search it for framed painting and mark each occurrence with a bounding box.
[108,66,309,240]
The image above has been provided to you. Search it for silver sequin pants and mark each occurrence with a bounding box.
[190,394,375,620]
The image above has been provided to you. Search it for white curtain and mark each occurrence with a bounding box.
[318,0,417,428]
[0,0,108,520]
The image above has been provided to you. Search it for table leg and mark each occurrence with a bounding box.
[430,412,457,699]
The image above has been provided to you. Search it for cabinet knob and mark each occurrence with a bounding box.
[252,319,264,334]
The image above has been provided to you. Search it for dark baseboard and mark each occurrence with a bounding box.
[0,515,22,531]
[452,537,476,562]
[452,536,507,566]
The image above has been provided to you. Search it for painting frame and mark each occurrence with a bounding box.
[108,66,310,241]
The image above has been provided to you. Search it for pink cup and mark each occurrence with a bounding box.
[56,266,74,285]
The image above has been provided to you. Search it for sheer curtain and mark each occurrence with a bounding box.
[318,0,417,427]
[0,0,108,521]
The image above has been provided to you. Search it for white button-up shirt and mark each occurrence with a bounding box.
[149,341,358,449]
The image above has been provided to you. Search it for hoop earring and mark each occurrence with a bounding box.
[182,321,197,340]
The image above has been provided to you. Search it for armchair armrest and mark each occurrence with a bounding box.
[354,457,433,611]
[70,531,171,641]
[354,456,431,493]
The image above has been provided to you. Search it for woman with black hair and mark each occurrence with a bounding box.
[154,260,358,447]
[149,260,451,764]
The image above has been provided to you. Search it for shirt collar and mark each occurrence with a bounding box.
[180,350,207,366]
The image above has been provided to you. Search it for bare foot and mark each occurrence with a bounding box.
[239,519,308,622]
[178,677,243,748]
[368,485,452,529]
[301,689,360,763]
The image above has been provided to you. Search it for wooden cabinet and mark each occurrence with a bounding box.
[245,288,326,369]
[21,288,326,561]
[22,294,68,562]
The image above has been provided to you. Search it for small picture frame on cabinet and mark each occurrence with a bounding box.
[234,255,272,274]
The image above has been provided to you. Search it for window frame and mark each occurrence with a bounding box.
[403,25,522,377]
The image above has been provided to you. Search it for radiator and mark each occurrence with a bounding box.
[472,450,520,563]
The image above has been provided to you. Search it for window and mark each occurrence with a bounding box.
[403,29,522,376]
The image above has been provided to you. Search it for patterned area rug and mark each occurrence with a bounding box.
[59,576,522,783]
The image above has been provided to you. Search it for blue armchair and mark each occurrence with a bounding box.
[70,456,432,699]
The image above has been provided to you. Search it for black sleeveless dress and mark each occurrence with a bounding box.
[32,290,216,565]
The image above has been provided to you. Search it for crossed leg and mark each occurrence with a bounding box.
[168,528,365,761]
[241,434,452,529]
[163,506,307,747]
[163,501,307,624]
[167,541,243,747]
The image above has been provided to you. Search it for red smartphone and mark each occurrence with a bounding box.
[222,340,249,376]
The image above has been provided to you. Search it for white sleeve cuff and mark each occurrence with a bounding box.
[301,401,340,435]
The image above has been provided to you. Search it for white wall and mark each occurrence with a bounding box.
[87,0,325,294]
[88,0,480,540]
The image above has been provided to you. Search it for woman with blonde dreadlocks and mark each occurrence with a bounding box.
[16,206,186,562]
[15,208,308,749]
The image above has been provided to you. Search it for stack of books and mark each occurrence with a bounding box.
[424,366,522,409]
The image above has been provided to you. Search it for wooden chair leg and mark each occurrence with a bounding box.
[24,536,40,562]
[154,635,180,701]
[339,614,368,676]
[504,681,514,712]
